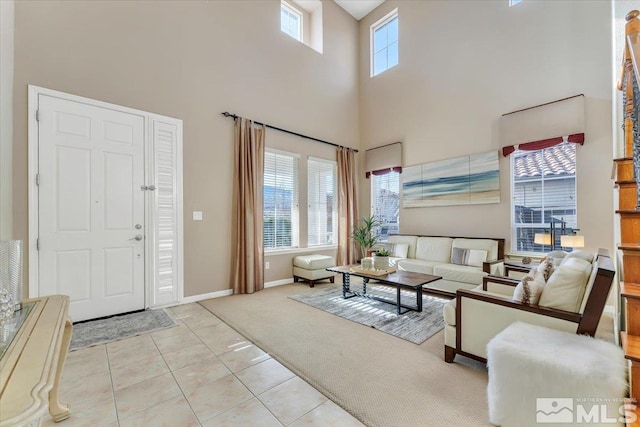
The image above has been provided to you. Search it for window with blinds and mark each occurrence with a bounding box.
[511,141,577,253]
[371,171,400,241]
[264,150,298,250]
[308,157,337,246]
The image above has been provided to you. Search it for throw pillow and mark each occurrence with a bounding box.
[451,248,488,268]
[538,258,592,312]
[512,274,546,305]
[537,258,555,282]
[393,243,409,258]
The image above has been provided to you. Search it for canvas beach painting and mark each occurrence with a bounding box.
[402,151,500,207]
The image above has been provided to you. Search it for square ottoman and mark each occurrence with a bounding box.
[487,321,627,427]
[293,254,336,287]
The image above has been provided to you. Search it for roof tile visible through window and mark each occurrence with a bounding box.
[513,144,575,178]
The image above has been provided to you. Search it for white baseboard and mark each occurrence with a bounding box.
[171,279,292,306]
[181,289,233,304]
[265,278,293,288]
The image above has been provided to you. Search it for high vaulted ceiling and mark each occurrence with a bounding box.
[334,0,385,21]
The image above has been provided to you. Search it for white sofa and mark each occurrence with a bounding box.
[374,235,505,295]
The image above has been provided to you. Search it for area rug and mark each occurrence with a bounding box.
[69,309,177,351]
[289,284,450,344]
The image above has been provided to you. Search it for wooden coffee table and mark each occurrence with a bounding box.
[326,265,442,315]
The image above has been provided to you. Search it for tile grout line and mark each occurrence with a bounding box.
[180,307,287,426]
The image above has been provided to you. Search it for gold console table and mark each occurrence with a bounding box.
[0,295,72,426]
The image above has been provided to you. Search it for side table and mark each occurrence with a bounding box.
[504,260,539,278]
[0,295,72,426]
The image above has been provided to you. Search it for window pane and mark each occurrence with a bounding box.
[387,17,398,43]
[511,142,577,253]
[374,26,387,54]
[374,50,387,76]
[372,171,400,241]
[388,41,398,68]
[308,158,337,246]
[264,150,298,249]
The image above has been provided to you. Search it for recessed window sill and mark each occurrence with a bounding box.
[265,245,338,256]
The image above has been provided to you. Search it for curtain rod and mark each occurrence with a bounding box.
[221,112,358,152]
[502,94,584,117]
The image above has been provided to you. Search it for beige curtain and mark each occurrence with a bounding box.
[337,147,358,265]
[231,118,265,294]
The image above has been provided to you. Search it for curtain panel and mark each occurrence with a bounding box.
[337,147,358,265]
[231,118,265,294]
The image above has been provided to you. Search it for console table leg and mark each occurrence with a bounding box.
[49,317,72,422]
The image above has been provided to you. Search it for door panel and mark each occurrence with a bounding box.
[55,146,91,232]
[55,250,91,302]
[38,95,145,321]
[103,247,134,296]
[104,152,134,230]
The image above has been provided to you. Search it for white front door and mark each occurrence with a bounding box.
[37,94,145,321]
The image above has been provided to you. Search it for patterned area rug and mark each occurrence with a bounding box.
[69,309,177,351]
[289,284,450,344]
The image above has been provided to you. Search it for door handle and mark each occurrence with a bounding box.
[129,235,143,241]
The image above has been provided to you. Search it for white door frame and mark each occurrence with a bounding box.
[27,85,184,309]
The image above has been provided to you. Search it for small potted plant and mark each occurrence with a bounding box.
[374,247,390,270]
[351,215,380,261]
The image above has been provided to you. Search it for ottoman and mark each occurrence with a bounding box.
[293,254,336,287]
[487,322,627,427]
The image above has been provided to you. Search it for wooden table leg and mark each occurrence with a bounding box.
[49,317,72,422]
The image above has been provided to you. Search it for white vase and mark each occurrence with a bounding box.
[0,240,23,312]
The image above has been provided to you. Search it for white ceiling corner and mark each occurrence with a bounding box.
[334,0,386,21]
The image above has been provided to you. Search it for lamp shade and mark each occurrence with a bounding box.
[534,233,551,245]
[561,234,585,248]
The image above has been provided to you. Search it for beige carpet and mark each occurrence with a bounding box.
[200,283,615,427]
[199,283,491,427]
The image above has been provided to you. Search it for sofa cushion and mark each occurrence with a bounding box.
[397,259,442,275]
[393,243,409,258]
[561,249,594,264]
[578,263,599,314]
[293,254,335,270]
[433,263,487,285]
[452,238,499,261]
[451,247,487,268]
[538,257,592,312]
[388,235,418,259]
[416,237,453,263]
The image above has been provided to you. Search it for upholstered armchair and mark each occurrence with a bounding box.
[443,249,615,363]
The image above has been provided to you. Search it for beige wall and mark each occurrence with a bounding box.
[358,0,613,255]
[0,0,13,241]
[13,0,359,297]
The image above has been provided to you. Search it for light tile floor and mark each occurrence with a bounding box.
[41,303,365,427]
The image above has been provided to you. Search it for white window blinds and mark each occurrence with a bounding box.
[511,141,577,253]
[308,157,337,246]
[264,150,298,250]
[371,171,400,241]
